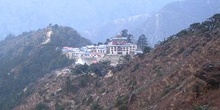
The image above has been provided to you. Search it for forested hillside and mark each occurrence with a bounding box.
[14,14,220,110]
[0,25,91,109]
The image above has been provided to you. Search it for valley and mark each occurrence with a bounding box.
[0,1,220,110]
[10,14,220,110]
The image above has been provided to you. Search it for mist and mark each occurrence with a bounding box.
[0,0,180,40]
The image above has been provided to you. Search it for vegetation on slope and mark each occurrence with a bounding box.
[14,14,220,110]
[0,24,91,109]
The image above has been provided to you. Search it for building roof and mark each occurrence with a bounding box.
[97,45,107,49]
[86,45,95,48]
[108,42,137,46]
[112,37,127,40]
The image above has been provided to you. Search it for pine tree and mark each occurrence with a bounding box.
[121,29,128,37]
[137,34,151,53]
[137,34,147,50]
[121,29,133,43]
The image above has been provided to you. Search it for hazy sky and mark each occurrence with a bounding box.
[0,0,180,39]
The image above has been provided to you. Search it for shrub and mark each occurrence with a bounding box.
[115,95,129,108]
[86,95,93,105]
[94,80,102,88]
[177,30,187,37]
[156,67,163,77]
[136,53,145,58]
[112,63,125,73]
[174,47,185,56]
[65,77,79,94]
[71,63,89,74]
[55,103,65,110]
[119,55,132,64]
[90,102,102,110]
[118,104,128,110]
[71,60,112,77]
[161,85,172,97]
[89,60,111,77]
[143,46,152,54]
[131,63,140,72]
[78,75,89,88]
[194,105,209,110]
[35,102,49,110]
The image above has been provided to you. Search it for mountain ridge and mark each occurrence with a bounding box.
[0,0,178,41]
[83,0,220,45]
[0,25,91,109]
[13,14,220,110]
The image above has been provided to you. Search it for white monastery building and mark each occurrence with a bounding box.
[62,34,138,58]
[108,35,137,55]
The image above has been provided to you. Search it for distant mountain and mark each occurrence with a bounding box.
[0,0,178,41]
[0,25,91,109]
[14,14,220,110]
[83,0,220,45]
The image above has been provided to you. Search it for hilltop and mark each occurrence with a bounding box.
[0,24,91,109]
[13,14,220,110]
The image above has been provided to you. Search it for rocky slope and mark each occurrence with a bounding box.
[14,14,220,110]
[13,14,220,110]
[0,25,91,110]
